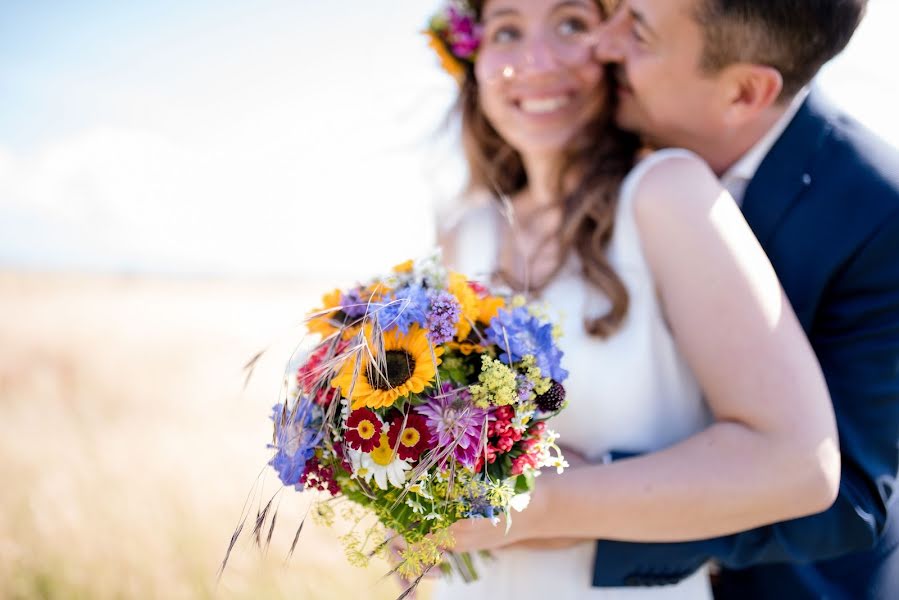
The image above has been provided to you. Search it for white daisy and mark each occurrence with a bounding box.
[347,433,411,490]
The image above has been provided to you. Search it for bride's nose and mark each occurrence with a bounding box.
[517,34,562,76]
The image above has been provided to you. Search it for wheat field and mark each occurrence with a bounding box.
[0,272,434,600]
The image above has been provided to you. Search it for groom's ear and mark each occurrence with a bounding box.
[719,64,784,126]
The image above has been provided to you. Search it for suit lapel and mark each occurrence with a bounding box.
[741,90,834,248]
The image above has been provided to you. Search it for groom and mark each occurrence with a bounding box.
[592,0,899,598]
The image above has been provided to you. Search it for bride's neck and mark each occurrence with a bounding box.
[520,152,563,211]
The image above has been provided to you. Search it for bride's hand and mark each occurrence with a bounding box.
[501,537,584,550]
[446,446,592,552]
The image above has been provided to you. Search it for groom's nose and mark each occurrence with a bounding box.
[593,10,627,64]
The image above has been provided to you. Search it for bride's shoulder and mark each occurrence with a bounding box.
[625,148,716,195]
[622,148,726,226]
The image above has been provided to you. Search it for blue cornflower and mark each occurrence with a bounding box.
[485,307,568,382]
[426,290,461,345]
[461,482,497,521]
[269,402,324,490]
[375,284,429,334]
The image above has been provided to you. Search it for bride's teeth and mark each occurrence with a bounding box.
[520,96,570,114]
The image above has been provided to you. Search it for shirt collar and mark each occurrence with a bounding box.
[722,87,810,185]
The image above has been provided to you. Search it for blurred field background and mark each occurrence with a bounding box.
[1,1,898,599]
[0,272,436,599]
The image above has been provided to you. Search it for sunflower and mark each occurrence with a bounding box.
[331,324,443,410]
[305,288,364,339]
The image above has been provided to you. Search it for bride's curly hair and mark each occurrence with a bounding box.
[458,0,640,338]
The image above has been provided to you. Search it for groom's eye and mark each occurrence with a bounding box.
[631,26,646,44]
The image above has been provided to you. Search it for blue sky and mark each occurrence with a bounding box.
[0,0,456,277]
[1,0,897,278]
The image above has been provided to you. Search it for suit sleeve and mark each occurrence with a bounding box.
[592,208,899,586]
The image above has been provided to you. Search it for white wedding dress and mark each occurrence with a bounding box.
[432,150,713,599]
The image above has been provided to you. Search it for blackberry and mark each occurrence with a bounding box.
[535,381,566,412]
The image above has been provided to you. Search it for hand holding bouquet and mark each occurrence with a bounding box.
[265,254,570,588]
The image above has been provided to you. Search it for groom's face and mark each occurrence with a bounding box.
[595,0,728,148]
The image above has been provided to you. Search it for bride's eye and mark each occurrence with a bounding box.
[489,24,521,44]
[557,16,590,37]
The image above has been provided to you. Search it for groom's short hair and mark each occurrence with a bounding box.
[694,0,868,98]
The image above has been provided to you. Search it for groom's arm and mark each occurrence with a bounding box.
[592,208,899,586]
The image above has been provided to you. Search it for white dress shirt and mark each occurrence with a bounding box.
[720,88,810,206]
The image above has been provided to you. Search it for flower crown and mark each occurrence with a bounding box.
[425,0,482,83]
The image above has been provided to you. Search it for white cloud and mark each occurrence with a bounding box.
[0,121,446,276]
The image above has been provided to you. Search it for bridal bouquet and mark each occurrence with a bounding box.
[267,254,569,585]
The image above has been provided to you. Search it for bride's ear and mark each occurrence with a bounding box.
[720,63,784,126]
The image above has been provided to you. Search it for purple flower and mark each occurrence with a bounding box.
[516,373,535,402]
[446,4,481,59]
[451,37,479,59]
[269,402,323,490]
[485,307,568,382]
[426,290,461,345]
[375,284,429,333]
[415,384,487,468]
[339,289,369,319]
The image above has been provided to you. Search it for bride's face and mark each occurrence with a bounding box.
[475,0,607,159]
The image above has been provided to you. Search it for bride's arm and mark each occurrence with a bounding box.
[448,153,840,550]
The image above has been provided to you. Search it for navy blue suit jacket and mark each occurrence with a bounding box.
[591,90,899,598]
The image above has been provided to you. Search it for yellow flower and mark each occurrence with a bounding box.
[306,288,344,338]
[470,355,519,408]
[445,285,506,357]
[477,294,505,324]
[448,340,481,356]
[392,259,414,273]
[448,272,480,341]
[424,30,466,83]
[331,324,443,410]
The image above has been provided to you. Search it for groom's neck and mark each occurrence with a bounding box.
[699,102,793,177]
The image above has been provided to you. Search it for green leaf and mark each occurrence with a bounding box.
[514,472,535,494]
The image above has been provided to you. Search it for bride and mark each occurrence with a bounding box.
[426,0,839,597]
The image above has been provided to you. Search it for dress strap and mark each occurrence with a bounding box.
[612,148,704,279]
